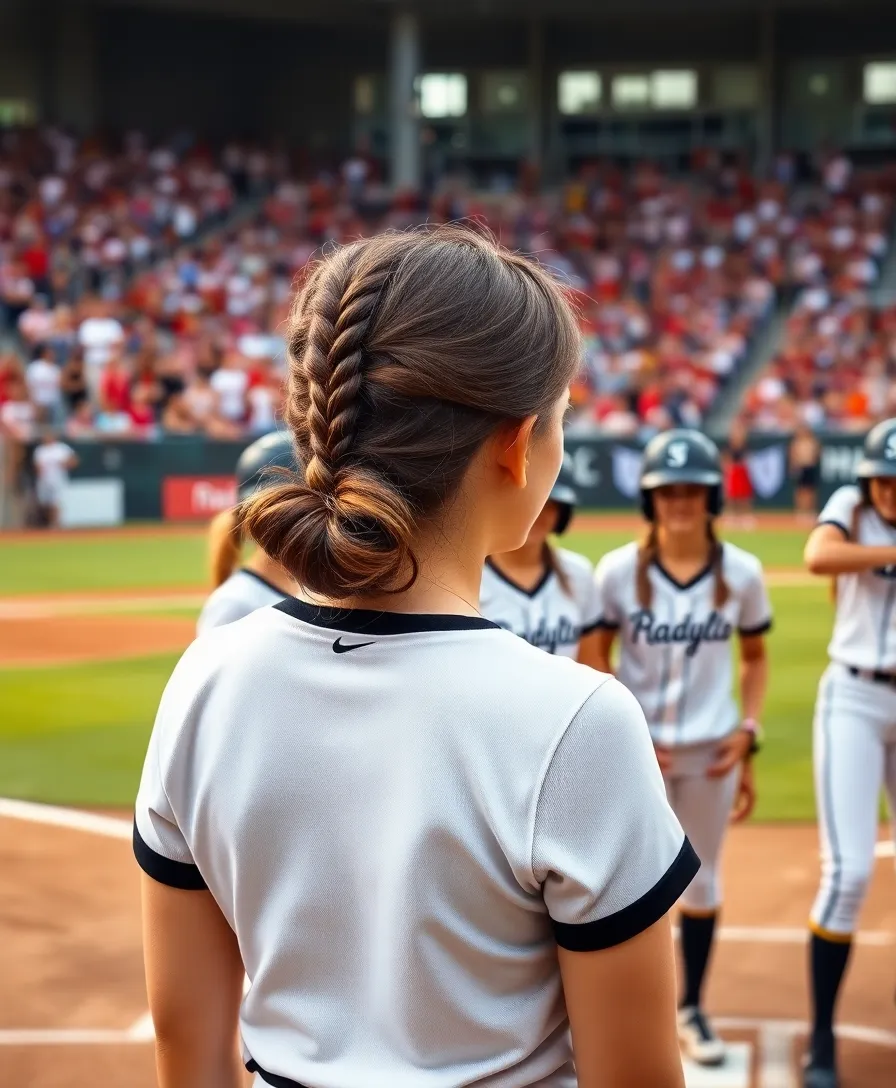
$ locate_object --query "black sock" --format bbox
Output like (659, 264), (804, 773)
(679, 911), (718, 1009)
(809, 932), (852, 1061)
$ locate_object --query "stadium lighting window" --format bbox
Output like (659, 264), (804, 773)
(612, 74), (651, 109)
(864, 62), (896, 104)
(419, 74), (467, 118)
(651, 70), (698, 109)
(558, 72), (602, 115)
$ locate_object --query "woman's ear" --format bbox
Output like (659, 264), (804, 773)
(494, 416), (538, 489)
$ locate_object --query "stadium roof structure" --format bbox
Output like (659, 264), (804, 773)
(95, 0), (863, 23)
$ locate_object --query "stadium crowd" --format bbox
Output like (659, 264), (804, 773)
(0, 128), (894, 445)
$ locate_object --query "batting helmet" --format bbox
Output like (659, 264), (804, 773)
(549, 462), (578, 535)
(639, 429), (724, 521)
(856, 418), (896, 487)
(236, 430), (301, 503)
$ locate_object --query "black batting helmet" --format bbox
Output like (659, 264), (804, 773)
(639, 429), (724, 521)
(236, 430), (301, 503)
(549, 462), (578, 535)
(856, 419), (896, 492)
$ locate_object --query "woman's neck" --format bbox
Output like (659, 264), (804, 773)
(492, 536), (546, 572)
(655, 527), (710, 564)
(245, 550), (298, 596)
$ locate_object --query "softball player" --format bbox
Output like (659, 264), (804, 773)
(801, 417), (896, 1088)
(196, 431), (298, 633)
(134, 228), (698, 1088)
(481, 464), (603, 664)
(592, 429), (771, 1068)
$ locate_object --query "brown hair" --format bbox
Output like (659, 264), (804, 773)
(544, 543), (573, 597)
(240, 227), (580, 599)
(635, 521), (730, 610)
(208, 508), (244, 588)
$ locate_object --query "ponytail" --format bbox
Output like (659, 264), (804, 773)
(707, 520), (730, 608)
(208, 508), (244, 588)
(636, 524), (659, 609)
(543, 542), (572, 598)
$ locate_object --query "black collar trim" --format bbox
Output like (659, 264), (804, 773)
(485, 557), (553, 599)
(240, 568), (287, 596)
(652, 554), (716, 592)
(275, 597), (499, 636)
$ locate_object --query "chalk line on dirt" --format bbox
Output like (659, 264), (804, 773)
(1, 799), (893, 948)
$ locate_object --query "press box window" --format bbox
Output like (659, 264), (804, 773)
(651, 70), (698, 109)
(612, 74), (650, 109)
(418, 74), (467, 118)
(559, 72), (602, 115)
(864, 62), (896, 105)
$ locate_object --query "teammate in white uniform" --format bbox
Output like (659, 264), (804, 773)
(481, 464), (602, 663)
(801, 417), (896, 1088)
(592, 429), (771, 1068)
(135, 228), (698, 1088)
(196, 431), (297, 634)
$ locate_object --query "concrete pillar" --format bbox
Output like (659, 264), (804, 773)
(389, 9), (421, 191)
(756, 1), (776, 178)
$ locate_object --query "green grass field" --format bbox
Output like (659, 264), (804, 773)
(0, 524), (831, 818)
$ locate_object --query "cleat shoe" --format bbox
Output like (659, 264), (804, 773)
(802, 1051), (839, 1088)
(677, 1006), (726, 1066)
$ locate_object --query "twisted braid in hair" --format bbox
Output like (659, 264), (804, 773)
(243, 246), (415, 596)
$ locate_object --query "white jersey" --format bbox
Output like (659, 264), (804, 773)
(479, 548), (601, 658)
(819, 485), (896, 671)
(195, 569), (286, 634)
(135, 600), (698, 1088)
(594, 541), (772, 746)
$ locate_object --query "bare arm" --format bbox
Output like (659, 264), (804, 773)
(804, 523), (896, 576)
(560, 915), (684, 1088)
(580, 626), (616, 673)
(142, 876), (245, 1088)
(738, 632), (768, 724)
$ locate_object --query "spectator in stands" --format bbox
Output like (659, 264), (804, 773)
(18, 294), (54, 349)
(790, 423), (822, 522)
(0, 374), (37, 443)
(25, 345), (62, 424)
(210, 352), (249, 428)
(78, 298), (125, 396)
(60, 351), (90, 417)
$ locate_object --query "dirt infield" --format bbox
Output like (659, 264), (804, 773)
(0, 614), (198, 666)
(1, 806), (894, 1088)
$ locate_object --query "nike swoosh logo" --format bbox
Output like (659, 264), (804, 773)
(332, 637), (376, 654)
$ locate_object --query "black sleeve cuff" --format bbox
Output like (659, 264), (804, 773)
(551, 837), (700, 952)
(592, 618), (620, 631)
(739, 618), (772, 636)
(817, 519), (849, 539)
(580, 619), (603, 635)
(133, 823), (207, 890)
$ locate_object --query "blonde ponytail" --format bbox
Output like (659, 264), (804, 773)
(208, 508), (244, 587)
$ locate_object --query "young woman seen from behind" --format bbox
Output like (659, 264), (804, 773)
(135, 228), (698, 1088)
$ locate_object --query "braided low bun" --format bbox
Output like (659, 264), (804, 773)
(242, 469), (416, 598)
(242, 225), (580, 601)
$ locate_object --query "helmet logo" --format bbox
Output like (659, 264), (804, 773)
(666, 440), (690, 468)
(886, 434), (896, 460)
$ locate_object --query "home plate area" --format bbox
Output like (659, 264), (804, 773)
(684, 1043), (753, 1087)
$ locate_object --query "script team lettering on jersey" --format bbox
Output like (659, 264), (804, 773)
(628, 608), (733, 657)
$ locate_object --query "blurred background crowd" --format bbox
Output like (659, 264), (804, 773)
(0, 127), (894, 446)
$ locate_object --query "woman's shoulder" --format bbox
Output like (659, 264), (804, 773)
(719, 540), (765, 584)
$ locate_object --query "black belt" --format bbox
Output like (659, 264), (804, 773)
(847, 666), (896, 689)
(246, 1060), (308, 1088)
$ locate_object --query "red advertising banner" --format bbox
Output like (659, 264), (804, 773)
(162, 475), (237, 521)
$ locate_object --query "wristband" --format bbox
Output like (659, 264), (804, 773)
(741, 717), (763, 755)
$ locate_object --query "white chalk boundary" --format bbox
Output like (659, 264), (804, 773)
(2, 796), (895, 1088)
